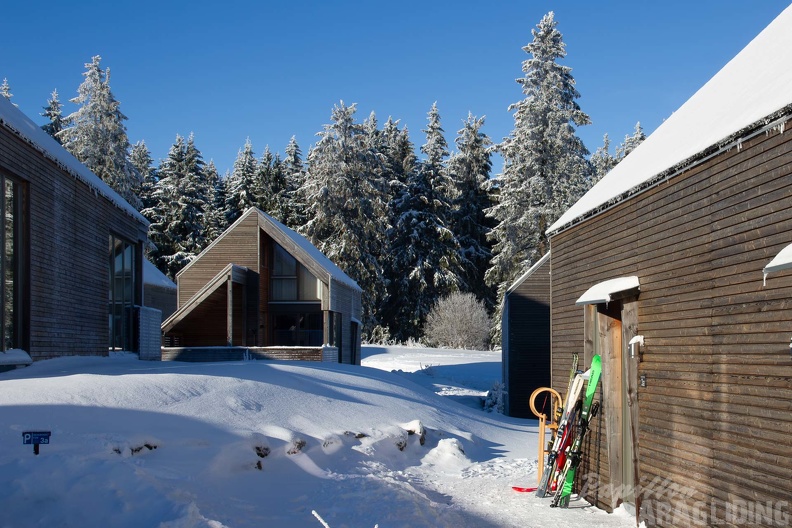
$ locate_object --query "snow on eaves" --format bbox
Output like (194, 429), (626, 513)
(143, 258), (176, 289)
(548, 5), (792, 235)
(0, 97), (148, 226)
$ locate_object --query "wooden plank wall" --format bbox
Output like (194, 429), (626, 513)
(0, 126), (145, 360)
(550, 121), (792, 527)
(177, 210), (259, 307)
(505, 257), (551, 418)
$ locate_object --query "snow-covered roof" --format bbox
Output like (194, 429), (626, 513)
(548, 5), (792, 235)
(0, 97), (148, 226)
(763, 242), (792, 283)
(143, 258), (176, 289)
(257, 209), (362, 292)
(576, 276), (640, 305)
(505, 251), (551, 294)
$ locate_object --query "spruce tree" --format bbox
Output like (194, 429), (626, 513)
(447, 113), (494, 307)
(301, 101), (389, 335)
(204, 161), (228, 244)
(616, 122), (646, 160)
(590, 133), (616, 184)
(225, 139), (258, 224)
(282, 136), (306, 229)
(486, 12), (591, 336)
(41, 89), (65, 143)
(59, 56), (142, 209)
(130, 141), (156, 211)
(255, 146), (289, 221)
(385, 103), (466, 341)
(1, 79), (14, 104)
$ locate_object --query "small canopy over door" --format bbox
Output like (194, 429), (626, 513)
(576, 276), (640, 305)
(763, 242), (792, 284)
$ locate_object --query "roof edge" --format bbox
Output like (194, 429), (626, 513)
(548, 107), (792, 237)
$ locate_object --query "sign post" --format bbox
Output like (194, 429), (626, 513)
(22, 431), (51, 455)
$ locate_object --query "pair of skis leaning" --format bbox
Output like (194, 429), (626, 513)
(531, 354), (602, 507)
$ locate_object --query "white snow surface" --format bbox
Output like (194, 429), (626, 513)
(548, 5), (792, 234)
(0, 96), (148, 226)
(0, 347), (638, 528)
(144, 258), (177, 289)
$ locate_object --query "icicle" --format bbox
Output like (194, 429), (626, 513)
(737, 141), (743, 152)
(776, 122), (786, 135)
(763, 272), (768, 287)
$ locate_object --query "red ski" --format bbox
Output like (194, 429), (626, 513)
(512, 486), (539, 493)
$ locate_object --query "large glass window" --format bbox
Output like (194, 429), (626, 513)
(272, 311), (323, 346)
(108, 235), (136, 351)
(271, 243), (319, 302)
(1, 175), (24, 351)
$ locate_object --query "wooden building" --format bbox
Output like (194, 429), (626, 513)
(546, 7), (792, 527)
(143, 258), (177, 322)
(0, 97), (149, 365)
(501, 251), (551, 418)
(162, 207), (363, 364)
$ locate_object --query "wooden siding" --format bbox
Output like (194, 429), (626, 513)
(328, 278), (363, 364)
(170, 208), (362, 364)
(550, 120), (792, 526)
(177, 211), (259, 307)
(144, 285), (177, 322)
(0, 126), (146, 360)
(504, 256), (551, 418)
(161, 346), (323, 362)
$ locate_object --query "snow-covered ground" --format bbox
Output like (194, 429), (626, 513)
(0, 346), (636, 528)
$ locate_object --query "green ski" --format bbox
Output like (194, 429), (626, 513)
(550, 354), (602, 508)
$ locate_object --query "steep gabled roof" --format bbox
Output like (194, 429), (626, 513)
(548, 5), (792, 235)
(178, 208), (361, 292)
(0, 97), (148, 225)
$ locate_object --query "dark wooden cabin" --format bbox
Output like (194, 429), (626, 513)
(162, 207), (363, 364)
(0, 97), (149, 366)
(501, 251), (551, 418)
(546, 7), (792, 527)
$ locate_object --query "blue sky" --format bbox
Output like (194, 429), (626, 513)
(2, 1), (789, 176)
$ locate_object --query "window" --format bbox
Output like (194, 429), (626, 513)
(108, 234), (137, 351)
(272, 312), (323, 346)
(271, 243), (319, 301)
(1, 175), (25, 351)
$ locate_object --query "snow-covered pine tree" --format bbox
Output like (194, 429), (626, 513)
(486, 12), (591, 339)
(203, 161), (228, 244)
(447, 113), (494, 307)
(143, 134), (208, 277)
(225, 139), (259, 225)
(281, 136), (306, 229)
(1, 79), (15, 105)
(130, 141), (156, 211)
(380, 117), (416, 242)
(616, 121), (646, 161)
(41, 89), (65, 143)
(59, 56), (142, 210)
(254, 146), (289, 221)
(590, 133), (616, 184)
(385, 103), (467, 341)
(300, 101), (389, 335)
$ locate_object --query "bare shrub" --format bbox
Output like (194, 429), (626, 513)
(423, 292), (492, 350)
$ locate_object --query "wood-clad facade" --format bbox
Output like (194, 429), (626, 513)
(0, 98), (148, 363)
(502, 252), (551, 418)
(551, 115), (792, 526)
(162, 208), (362, 364)
(549, 92), (792, 528)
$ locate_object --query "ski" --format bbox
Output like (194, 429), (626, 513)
(550, 354), (602, 508)
(535, 364), (584, 498)
(511, 486), (539, 493)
